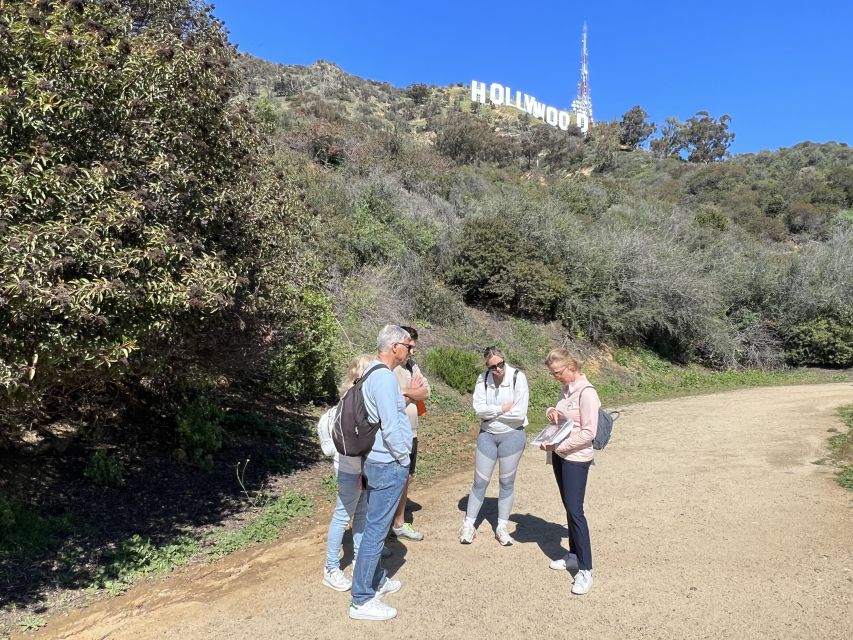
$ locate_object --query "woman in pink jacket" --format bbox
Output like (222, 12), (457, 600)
(541, 348), (600, 595)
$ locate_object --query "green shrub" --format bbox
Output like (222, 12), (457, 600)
(787, 314), (853, 367)
(527, 375), (562, 418)
(270, 289), (338, 401)
(83, 450), (124, 488)
(177, 397), (225, 467)
(90, 534), (200, 593)
(213, 491), (313, 555)
(0, 493), (15, 534)
(422, 347), (481, 393)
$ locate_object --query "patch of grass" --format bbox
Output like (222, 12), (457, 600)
(16, 614), (45, 632)
(828, 405), (853, 491)
(89, 534), (201, 594)
(321, 472), (338, 503)
(212, 491), (313, 556)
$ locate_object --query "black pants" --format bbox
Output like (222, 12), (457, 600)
(552, 455), (593, 571)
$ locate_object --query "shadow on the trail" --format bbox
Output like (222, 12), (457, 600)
(455, 497), (568, 562)
(338, 528), (410, 578)
(510, 512), (569, 562)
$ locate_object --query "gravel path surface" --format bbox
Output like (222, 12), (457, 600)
(26, 384), (853, 640)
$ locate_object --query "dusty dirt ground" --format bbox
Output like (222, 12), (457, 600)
(22, 383), (853, 640)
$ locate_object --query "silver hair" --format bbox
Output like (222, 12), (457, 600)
(376, 324), (410, 353)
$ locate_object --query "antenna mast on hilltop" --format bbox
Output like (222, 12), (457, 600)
(571, 22), (593, 125)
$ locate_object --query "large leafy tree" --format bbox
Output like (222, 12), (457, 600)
(681, 111), (735, 163)
(619, 105), (656, 149)
(0, 0), (321, 401)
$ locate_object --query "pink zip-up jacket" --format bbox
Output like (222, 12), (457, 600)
(550, 374), (600, 462)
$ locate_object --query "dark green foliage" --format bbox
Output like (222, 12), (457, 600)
(787, 313), (853, 367)
(0, 0), (245, 391)
(448, 215), (565, 318)
(422, 347), (482, 393)
(406, 83), (431, 105)
(434, 112), (512, 165)
(681, 112), (735, 163)
(83, 450), (125, 488)
(176, 396), (225, 466)
(270, 289), (338, 401)
(619, 106), (656, 149)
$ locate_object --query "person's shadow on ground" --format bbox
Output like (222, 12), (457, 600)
(338, 528), (409, 578)
(455, 497), (571, 569)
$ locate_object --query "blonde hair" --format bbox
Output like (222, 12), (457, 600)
(545, 348), (581, 372)
(338, 353), (375, 397)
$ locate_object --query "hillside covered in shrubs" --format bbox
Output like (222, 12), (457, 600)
(1, 0), (852, 444)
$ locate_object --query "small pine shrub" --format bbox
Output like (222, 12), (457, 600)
(177, 397), (225, 467)
(422, 347), (481, 393)
(83, 450), (124, 488)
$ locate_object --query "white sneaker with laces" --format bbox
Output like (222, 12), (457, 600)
(549, 553), (578, 571)
(376, 577), (401, 597)
(392, 522), (424, 541)
(322, 567), (351, 592)
(459, 521), (476, 544)
(571, 569), (593, 595)
(349, 596), (397, 621)
(494, 523), (513, 546)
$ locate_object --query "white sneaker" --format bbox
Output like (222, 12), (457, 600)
(549, 553), (578, 571)
(571, 569), (593, 595)
(392, 522), (424, 541)
(376, 577), (401, 597)
(459, 521), (476, 544)
(322, 567), (351, 592)
(494, 523), (513, 546)
(349, 596), (397, 621)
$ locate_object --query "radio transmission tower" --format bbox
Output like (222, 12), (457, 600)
(571, 22), (593, 125)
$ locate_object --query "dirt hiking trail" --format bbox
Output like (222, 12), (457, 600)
(26, 384), (853, 640)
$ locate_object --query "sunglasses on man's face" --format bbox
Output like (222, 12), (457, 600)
(487, 360), (506, 371)
(395, 342), (415, 353)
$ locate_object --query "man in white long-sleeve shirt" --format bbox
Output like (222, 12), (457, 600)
(348, 325), (414, 622)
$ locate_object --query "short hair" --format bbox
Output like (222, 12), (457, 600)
(376, 324), (410, 353)
(545, 348), (581, 371)
(400, 325), (418, 341)
(339, 354), (375, 397)
(482, 345), (505, 362)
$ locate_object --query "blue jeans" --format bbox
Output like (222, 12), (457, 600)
(351, 460), (409, 604)
(323, 469), (368, 570)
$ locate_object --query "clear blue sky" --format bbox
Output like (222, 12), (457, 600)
(211, 0), (853, 155)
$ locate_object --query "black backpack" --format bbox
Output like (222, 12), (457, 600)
(482, 367), (520, 391)
(331, 364), (388, 457)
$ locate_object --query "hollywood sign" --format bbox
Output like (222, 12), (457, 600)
(470, 80), (589, 134)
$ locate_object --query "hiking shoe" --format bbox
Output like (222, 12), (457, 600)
(322, 567), (351, 592)
(549, 553), (578, 571)
(459, 521), (476, 544)
(494, 523), (513, 546)
(349, 596), (397, 621)
(571, 569), (593, 595)
(376, 577), (402, 598)
(381, 544), (393, 559)
(392, 522), (424, 541)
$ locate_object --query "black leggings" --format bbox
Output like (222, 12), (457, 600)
(552, 455), (593, 571)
